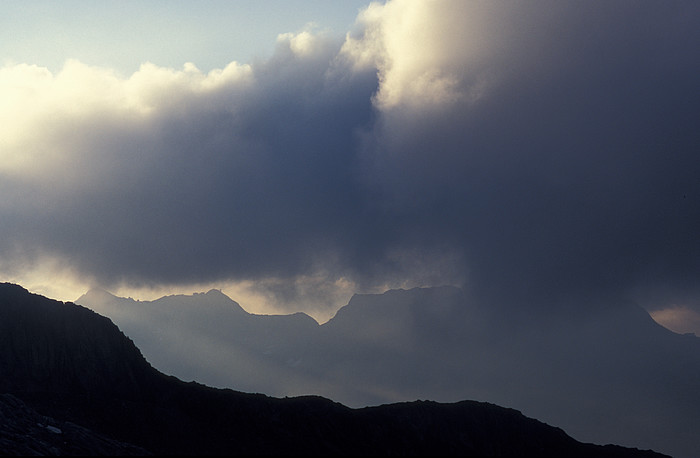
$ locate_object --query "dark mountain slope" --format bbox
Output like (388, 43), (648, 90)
(0, 393), (150, 456)
(0, 282), (161, 398)
(0, 283), (664, 456)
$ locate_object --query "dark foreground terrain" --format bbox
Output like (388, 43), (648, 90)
(0, 283), (665, 456)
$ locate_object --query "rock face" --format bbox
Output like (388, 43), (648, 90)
(0, 283), (665, 456)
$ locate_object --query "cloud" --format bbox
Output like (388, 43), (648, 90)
(1, 0), (699, 316)
(0, 27), (382, 305)
(341, 0), (507, 110)
(351, 0), (700, 311)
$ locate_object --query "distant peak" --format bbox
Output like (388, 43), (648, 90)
(75, 287), (118, 303)
(186, 289), (247, 314)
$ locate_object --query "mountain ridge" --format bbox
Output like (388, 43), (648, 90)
(74, 283), (700, 457)
(0, 282), (665, 456)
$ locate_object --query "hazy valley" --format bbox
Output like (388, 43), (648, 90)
(76, 285), (700, 457)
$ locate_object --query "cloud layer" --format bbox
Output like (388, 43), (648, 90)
(1, 0), (699, 316)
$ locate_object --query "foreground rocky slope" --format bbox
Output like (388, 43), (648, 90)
(1, 283), (664, 456)
(0, 393), (150, 455)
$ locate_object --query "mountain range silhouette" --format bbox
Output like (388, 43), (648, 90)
(75, 285), (700, 457)
(0, 282), (674, 456)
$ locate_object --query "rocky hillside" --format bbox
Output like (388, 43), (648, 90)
(0, 393), (149, 455)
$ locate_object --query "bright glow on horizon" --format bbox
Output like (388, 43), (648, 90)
(650, 305), (700, 336)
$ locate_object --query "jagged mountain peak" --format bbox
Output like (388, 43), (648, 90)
(151, 289), (247, 313)
(76, 287), (122, 304)
(325, 284), (471, 332)
(203, 288), (227, 297)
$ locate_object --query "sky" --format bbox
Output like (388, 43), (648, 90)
(1, 0), (699, 328)
(1, 1), (369, 74)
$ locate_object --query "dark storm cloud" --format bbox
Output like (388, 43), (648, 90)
(355, 0), (700, 310)
(21, 46), (380, 285)
(1, 0), (698, 312)
(0, 34), (399, 295)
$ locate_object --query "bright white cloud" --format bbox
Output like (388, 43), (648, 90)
(0, 23), (372, 311)
(342, 0), (507, 110)
(0, 58), (253, 182)
(277, 26), (331, 59)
